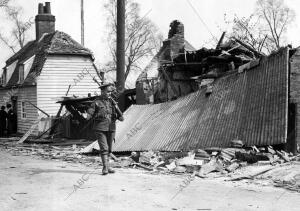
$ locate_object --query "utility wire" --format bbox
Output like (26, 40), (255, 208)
(187, 0), (218, 42)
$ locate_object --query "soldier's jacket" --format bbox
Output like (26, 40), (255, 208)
(90, 96), (117, 131)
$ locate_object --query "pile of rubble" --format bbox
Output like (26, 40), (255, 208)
(120, 140), (299, 173)
(0, 139), (102, 167)
(1, 138), (299, 192)
(111, 140), (300, 192)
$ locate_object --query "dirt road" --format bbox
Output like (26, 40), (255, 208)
(1, 150), (300, 211)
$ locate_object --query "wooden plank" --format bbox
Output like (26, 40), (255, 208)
(49, 85), (71, 137)
(17, 119), (40, 144)
(109, 153), (120, 161)
(25, 101), (50, 117)
(216, 32), (226, 49)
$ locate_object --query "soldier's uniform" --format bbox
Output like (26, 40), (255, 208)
(90, 85), (123, 175)
(91, 95), (118, 156)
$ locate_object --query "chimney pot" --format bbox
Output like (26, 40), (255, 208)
(38, 3), (44, 14)
(45, 2), (51, 14)
(35, 2), (55, 40)
(168, 20), (184, 39)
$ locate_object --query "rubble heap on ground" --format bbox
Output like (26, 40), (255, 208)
(1, 138), (299, 192)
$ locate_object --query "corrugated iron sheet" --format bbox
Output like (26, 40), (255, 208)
(114, 48), (289, 152)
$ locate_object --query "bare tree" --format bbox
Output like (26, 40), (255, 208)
(229, 0), (295, 54)
(103, 0), (163, 81)
(0, 4), (34, 53)
(231, 15), (267, 53)
(256, 0), (295, 50)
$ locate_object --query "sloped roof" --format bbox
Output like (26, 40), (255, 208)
(3, 31), (93, 87)
(114, 48), (289, 152)
(47, 31), (93, 56)
(137, 39), (196, 82)
(184, 40), (196, 51)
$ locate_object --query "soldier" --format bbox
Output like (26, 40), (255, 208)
(0, 106), (8, 137)
(88, 83), (124, 175)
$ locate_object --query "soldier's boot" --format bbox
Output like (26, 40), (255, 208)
(101, 154), (108, 175)
(107, 155), (115, 174)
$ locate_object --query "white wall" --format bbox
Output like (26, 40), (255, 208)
(36, 55), (100, 116)
(0, 86), (39, 135)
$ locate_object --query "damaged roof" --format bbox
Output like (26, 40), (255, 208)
(137, 40), (196, 82)
(3, 31), (93, 87)
(114, 48), (289, 152)
(173, 39), (258, 66)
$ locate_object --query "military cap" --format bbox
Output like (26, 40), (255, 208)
(99, 82), (114, 89)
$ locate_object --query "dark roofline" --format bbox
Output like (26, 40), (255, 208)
(4, 30), (94, 67)
(47, 52), (95, 60)
(0, 84), (36, 90)
(2, 30), (95, 87)
(6, 41), (36, 66)
(136, 38), (195, 82)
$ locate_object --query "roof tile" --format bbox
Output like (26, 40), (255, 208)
(3, 31), (93, 88)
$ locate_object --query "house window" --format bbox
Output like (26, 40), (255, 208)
(19, 64), (24, 83)
(0, 75), (4, 86)
(21, 101), (27, 119)
(0, 69), (7, 86)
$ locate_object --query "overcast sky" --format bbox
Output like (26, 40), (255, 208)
(0, 0), (300, 70)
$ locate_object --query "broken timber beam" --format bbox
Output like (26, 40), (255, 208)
(216, 32), (226, 49)
(25, 101), (50, 117)
(49, 85), (71, 137)
(233, 38), (264, 58)
(228, 163), (291, 181)
(17, 120), (40, 144)
(132, 163), (153, 171)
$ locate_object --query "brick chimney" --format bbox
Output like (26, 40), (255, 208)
(168, 20), (184, 39)
(35, 2), (55, 40)
(160, 20), (185, 64)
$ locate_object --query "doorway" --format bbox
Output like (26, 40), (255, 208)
(10, 96), (18, 133)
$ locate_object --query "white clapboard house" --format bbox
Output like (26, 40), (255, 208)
(0, 2), (99, 135)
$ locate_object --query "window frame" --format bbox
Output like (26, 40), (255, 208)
(18, 64), (25, 83)
(0, 68), (7, 86)
(21, 101), (27, 119)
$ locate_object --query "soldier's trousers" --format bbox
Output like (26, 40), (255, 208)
(94, 131), (115, 155)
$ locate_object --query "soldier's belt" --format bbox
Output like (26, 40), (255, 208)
(95, 114), (112, 120)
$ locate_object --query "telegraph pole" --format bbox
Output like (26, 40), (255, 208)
(81, 0), (84, 46)
(116, 0), (125, 93)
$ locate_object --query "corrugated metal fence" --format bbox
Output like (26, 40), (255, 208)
(114, 48), (289, 152)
